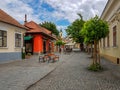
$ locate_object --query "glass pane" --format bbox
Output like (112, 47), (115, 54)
(3, 37), (7, 47)
(19, 39), (21, 47)
(15, 40), (18, 47)
(15, 33), (21, 47)
(18, 34), (20, 38)
(3, 31), (7, 36)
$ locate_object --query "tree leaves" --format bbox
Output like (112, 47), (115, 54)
(39, 21), (59, 36)
(55, 40), (65, 46)
(81, 15), (109, 43)
(66, 14), (85, 43)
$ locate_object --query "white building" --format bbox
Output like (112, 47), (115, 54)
(0, 9), (26, 63)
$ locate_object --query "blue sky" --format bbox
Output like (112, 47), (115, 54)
(0, 0), (108, 36)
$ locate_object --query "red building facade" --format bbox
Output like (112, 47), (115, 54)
(24, 21), (56, 54)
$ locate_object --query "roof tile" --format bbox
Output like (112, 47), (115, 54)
(24, 21), (56, 39)
(0, 9), (26, 29)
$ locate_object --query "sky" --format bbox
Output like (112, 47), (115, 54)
(0, 0), (108, 36)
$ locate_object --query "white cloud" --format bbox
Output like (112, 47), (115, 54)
(0, 0), (108, 23)
(0, 0), (41, 24)
(43, 0), (108, 37)
(0, 0), (108, 36)
(44, 0), (108, 22)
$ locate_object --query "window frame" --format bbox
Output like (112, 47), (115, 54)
(15, 32), (22, 48)
(0, 30), (7, 47)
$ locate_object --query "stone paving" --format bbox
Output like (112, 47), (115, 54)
(0, 53), (65, 90)
(27, 52), (120, 90)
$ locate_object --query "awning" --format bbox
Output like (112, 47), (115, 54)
(24, 36), (33, 40)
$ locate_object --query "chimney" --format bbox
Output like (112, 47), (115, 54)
(24, 14), (27, 24)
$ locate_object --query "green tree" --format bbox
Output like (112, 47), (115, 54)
(81, 26), (94, 56)
(39, 21), (59, 36)
(66, 14), (85, 51)
(55, 40), (65, 46)
(55, 40), (65, 53)
(81, 15), (109, 71)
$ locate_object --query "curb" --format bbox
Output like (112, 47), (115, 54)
(25, 61), (62, 90)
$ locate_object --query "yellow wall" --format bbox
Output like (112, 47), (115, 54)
(100, 0), (120, 64)
(0, 22), (26, 53)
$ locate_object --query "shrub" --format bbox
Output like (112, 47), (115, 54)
(88, 63), (103, 71)
(27, 53), (31, 56)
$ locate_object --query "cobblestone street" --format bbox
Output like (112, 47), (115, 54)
(0, 54), (61, 90)
(27, 52), (120, 90)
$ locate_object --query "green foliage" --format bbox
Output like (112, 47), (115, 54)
(27, 53), (31, 56)
(39, 21), (59, 36)
(55, 40), (65, 46)
(66, 14), (85, 43)
(81, 15), (109, 65)
(81, 15), (109, 42)
(88, 63), (103, 71)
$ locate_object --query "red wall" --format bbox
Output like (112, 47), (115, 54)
(46, 39), (50, 52)
(33, 35), (43, 53)
(51, 42), (54, 52)
(33, 34), (55, 54)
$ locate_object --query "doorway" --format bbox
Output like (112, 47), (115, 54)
(25, 40), (33, 55)
(43, 40), (46, 54)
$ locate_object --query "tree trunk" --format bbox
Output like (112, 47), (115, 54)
(80, 43), (84, 51)
(59, 45), (61, 53)
(87, 44), (89, 54)
(91, 44), (93, 58)
(87, 45), (90, 54)
(94, 40), (97, 64)
(86, 44), (88, 53)
(79, 43), (81, 51)
(98, 41), (100, 64)
(93, 43), (95, 64)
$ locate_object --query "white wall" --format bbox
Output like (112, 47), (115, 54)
(0, 22), (26, 53)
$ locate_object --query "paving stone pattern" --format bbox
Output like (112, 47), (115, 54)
(0, 54), (62, 90)
(28, 52), (120, 90)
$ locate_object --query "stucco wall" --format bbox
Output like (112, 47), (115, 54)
(0, 22), (26, 62)
(0, 52), (21, 63)
(33, 34), (43, 54)
(100, 0), (120, 64)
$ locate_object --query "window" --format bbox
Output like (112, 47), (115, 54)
(107, 35), (110, 47)
(0, 30), (7, 47)
(103, 38), (105, 47)
(15, 33), (21, 47)
(113, 26), (117, 47)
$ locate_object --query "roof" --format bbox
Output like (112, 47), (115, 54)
(0, 9), (26, 29)
(24, 21), (56, 40)
(100, 0), (117, 20)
